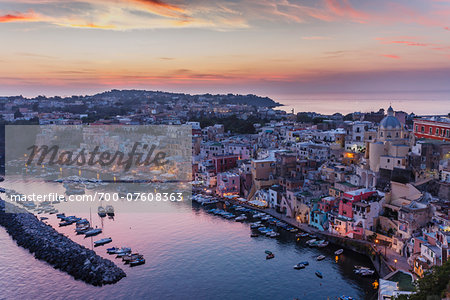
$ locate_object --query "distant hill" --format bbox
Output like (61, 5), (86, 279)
(91, 90), (282, 107)
(2, 90), (281, 108)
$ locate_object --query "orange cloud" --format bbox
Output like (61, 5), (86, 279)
(381, 54), (400, 59)
(0, 12), (37, 23)
(133, 0), (184, 13)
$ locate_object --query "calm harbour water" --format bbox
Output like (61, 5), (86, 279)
(0, 177), (378, 300)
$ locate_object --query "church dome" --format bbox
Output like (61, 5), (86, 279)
(380, 106), (401, 129)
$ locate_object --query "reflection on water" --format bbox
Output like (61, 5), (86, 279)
(1, 177), (378, 300)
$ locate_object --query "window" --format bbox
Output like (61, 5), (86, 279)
(380, 132), (383, 137)
(396, 132), (399, 137)
(421, 126), (425, 133)
(387, 159), (390, 163)
(415, 125), (418, 132)
(398, 160), (401, 164)
(436, 128), (439, 135)
(429, 127), (432, 134)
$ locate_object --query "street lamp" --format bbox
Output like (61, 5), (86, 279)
(394, 259), (397, 269)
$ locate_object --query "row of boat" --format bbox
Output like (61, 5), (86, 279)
(98, 205), (115, 217)
(57, 214), (104, 238)
(106, 247), (146, 267)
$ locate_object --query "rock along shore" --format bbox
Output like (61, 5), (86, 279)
(0, 199), (126, 286)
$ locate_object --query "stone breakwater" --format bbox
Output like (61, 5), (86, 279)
(0, 199), (126, 286)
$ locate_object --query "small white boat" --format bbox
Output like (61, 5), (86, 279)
(335, 249), (344, 255)
(293, 263), (306, 269)
(98, 206), (106, 217)
(316, 255), (326, 261)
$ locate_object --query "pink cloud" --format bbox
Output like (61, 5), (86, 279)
(381, 54), (400, 59)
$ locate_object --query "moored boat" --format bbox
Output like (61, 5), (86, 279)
(335, 249), (344, 255)
(107, 247), (119, 254)
(105, 205), (115, 216)
(84, 228), (102, 237)
(123, 253), (143, 264)
(315, 271), (323, 278)
(94, 237), (112, 247)
(293, 263), (306, 269)
(98, 206), (106, 217)
(129, 258), (146, 267)
(316, 255), (326, 261)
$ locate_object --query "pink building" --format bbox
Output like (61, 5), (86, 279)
(216, 172), (240, 197)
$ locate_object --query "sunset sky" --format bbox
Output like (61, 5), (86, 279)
(1, 0), (450, 98)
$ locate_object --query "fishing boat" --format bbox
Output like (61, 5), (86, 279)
(339, 296), (353, 300)
(84, 228), (102, 237)
(123, 253), (143, 264)
(317, 241), (329, 248)
(354, 268), (375, 276)
(107, 247), (119, 254)
(105, 205), (115, 216)
(98, 206), (106, 217)
(315, 271), (323, 278)
(76, 226), (92, 235)
(94, 237), (112, 247)
(299, 261), (309, 266)
(265, 250), (275, 259)
(59, 220), (75, 227)
(129, 258), (146, 267)
(335, 249), (344, 255)
(316, 255), (326, 261)
(293, 263), (306, 269)
(115, 247), (132, 257)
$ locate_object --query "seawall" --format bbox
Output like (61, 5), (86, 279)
(0, 198), (126, 286)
